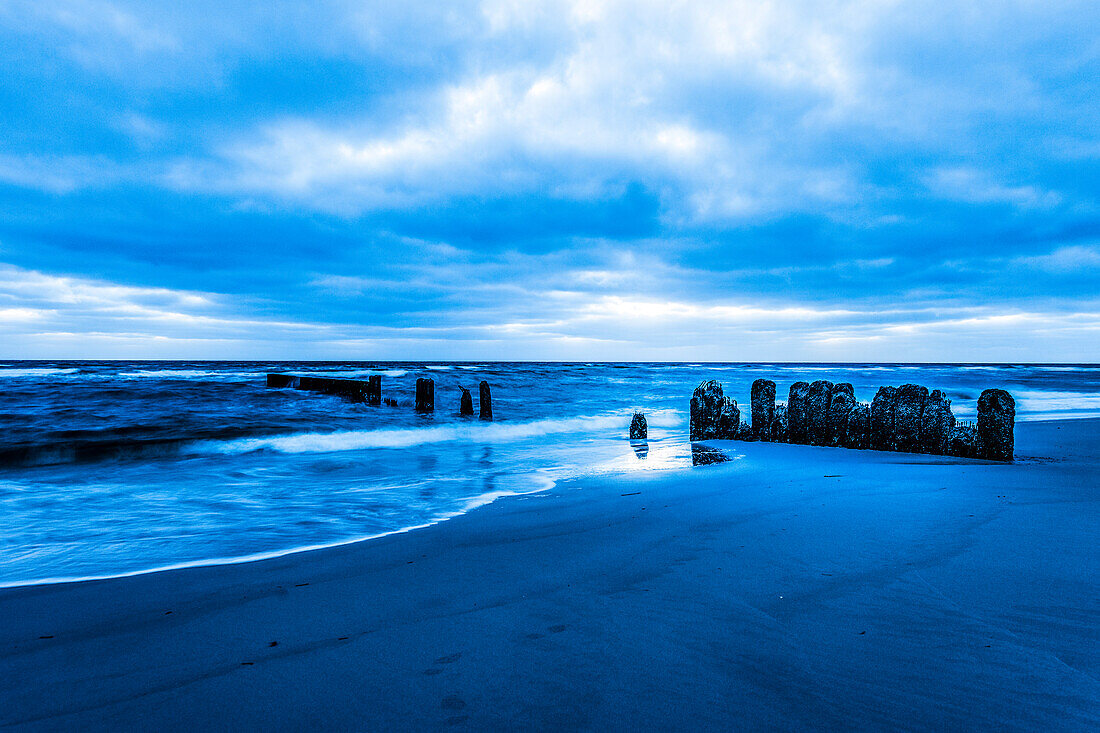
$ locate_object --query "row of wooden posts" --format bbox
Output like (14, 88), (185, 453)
(266, 374), (492, 419)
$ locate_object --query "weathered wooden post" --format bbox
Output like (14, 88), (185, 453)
(630, 412), (647, 439)
(459, 387), (474, 416)
(479, 381), (492, 420)
(690, 380), (739, 440)
(787, 382), (811, 444)
(415, 378), (435, 412)
(977, 389), (1015, 461)
(750, 379), (775, 440)
(367, 375), (381, 405)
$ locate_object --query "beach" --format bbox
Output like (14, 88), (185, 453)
(1, 417), (1097, 731)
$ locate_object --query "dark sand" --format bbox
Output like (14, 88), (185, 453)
(1, 419), (1097, 731)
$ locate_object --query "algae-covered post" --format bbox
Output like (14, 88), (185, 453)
(479, 381), (493, 420)
(630, 412), (647, 439)
(750, 379), (775, 440)
(415, 378), (435, 412)
(787, 382), (811, 444)
(694, 378), (1014, 461)
(804, 380), (834, 446)
(978, 389), (1015, 461)
(826, 383), (857, 448)
(869, 386), (899, 451)
(920, 390), (955, 455)
(690, 380), (739, 440)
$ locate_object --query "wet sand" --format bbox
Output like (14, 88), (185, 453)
(1, 419), (1097, 731)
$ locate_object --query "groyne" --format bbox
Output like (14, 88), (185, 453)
(266, 373), (494, 419)
(690, 378), (1015, 461)
(266, 374), (381, 404)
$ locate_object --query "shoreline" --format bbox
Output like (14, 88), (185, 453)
(2, 417), (1097, 729)
(0, 481), (555, 591)
(0, 415), (1088, 591)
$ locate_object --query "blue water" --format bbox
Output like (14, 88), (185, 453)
(1, 361), (1098, 586)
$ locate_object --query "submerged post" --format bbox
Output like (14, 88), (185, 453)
(459, 387), (474, 416)
(415, 378), (435, 412)
(479, 381), (493, 420)
(367, 375), (381, 405)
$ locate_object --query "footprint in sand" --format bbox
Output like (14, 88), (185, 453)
(441, 695), (466, 710)
(423, 668), (443, 676)
(434, 652), (462, 664)
(548, 624), (568, 633)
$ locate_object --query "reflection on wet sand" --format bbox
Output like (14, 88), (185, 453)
(691, 444), (729, 466)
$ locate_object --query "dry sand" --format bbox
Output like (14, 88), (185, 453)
(1, 419), (1097, 731)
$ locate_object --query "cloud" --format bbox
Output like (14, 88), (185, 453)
(0, 0), (1098, 360)
(0, 264), (330, 353)
(164, 0), (895, 220)
(0, 154), (132, 194)
(923, 166), (1063, 209)
(1012, 244), (1100, 273)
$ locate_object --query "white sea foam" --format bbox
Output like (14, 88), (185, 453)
(0, 367), (79, 378)
(119, 369), (264, 379)
(201, 410), (684, 455)
(305, 369), (408, 378)
(1013, 390), (1100, 417)
(426, 365), (453, 371)
(0, 478), (556, 590)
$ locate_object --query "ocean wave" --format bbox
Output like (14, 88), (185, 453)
(0, 478), (556, 590)
(425, 365), (453, 371)
(1012, 390), (1100, 416)
(303, 369), (408, 378)
(200, 410), (684, 455)
(0, 367), (79, 378)
(118, 369), (264, 379)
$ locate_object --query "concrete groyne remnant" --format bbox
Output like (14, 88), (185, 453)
(267, 373), (381, 404)
(630, 412), (648, 439)
(459, 387), (474, 416)
(479, 381), (493, 420)
(693, 379), (1015, 461)
(415, 378), (435, 412)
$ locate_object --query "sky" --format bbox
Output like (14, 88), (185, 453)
(0, 0), (1098, 361)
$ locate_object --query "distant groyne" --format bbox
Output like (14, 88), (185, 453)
(266, 373), (494, 419)
(690, 379), (1015, 461)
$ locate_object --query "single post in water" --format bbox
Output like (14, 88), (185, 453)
(479, 381), (492, 420)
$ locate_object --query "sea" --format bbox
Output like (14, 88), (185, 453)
(1, 361), (1098, 587)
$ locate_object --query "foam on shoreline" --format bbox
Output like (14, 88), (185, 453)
(0, 475), (557, 590)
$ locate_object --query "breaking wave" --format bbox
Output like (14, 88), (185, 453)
(201, 410), (684, 455)
(0, 367), (79, 378)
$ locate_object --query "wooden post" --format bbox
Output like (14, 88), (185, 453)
(479, 381), (492, 420)
(415, 378), (435, 412)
